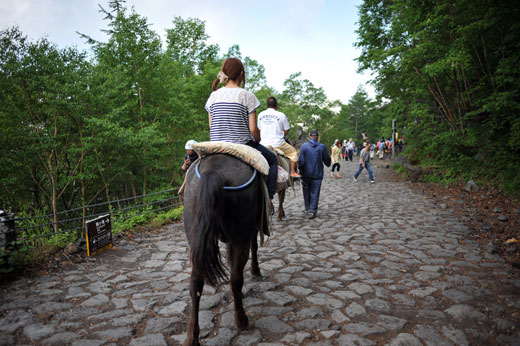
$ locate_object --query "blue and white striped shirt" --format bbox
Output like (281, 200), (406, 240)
(205, 87), (260, 144)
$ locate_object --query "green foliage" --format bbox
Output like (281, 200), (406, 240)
(112, 205), (184, 234)
(393, 163), (406, 177)
(0, 240), (31, 274)
(4, 1), (369, 221)
(356, 0), (520, 196)
(325, 86), (392, 148)
(166, 17), (219, 74)
(3, 0), (518, 250)
(151, 206), (184, 227)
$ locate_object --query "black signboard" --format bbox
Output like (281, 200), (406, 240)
(85, 214), (112, 256)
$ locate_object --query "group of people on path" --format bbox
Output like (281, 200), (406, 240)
(329, 138), (373, 183)
(341, 138), (356, 162)
(330, 138), (357, 179)
(182, 57), (375, 219)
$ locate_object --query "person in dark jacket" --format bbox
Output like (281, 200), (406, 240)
(298, 129), (331, 219)
(181, 140), (199, 171)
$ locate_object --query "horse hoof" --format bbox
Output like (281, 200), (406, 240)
(251, 272), (262, 281)
(236, 315), (249, 330)
(183, 338), (200, 346)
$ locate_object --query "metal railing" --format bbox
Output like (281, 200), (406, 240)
(1, 188), (181, 249)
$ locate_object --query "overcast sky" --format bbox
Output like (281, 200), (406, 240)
(1, 0), (375, 104)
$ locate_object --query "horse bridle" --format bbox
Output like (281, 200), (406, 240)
(194, 161), (258, 191)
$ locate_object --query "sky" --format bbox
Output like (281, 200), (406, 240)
(0, 0), (375, 104)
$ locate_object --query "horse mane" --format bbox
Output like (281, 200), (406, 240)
(190, 171), (228, 287)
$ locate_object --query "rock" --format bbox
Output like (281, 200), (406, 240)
(255, 316), (294, 333)
(465, 180), (479, 192)
(24, 322), (57, 341)
(394, 155), (407, 165)
(157, 301), (187, 315)
(404, 164), (423, 182)
(43, 332), (81, 345)
(0, 310), (38, 333)
(129, 334), (167, 346)
(481, 223), (491, 231)
(498, 215), (509, 222)
(388, 333), (422, 346)
(337, 334), (376, 346)
(493, 207), (503, 213)
(444, 304), (486, 321)
(343, 322), (386, 336)
(346, 302), (366, 317)
(236, 330), (263, 346)
(81, 294), (109, 307)
(487, 241), (498, 254)
(64, 242), (79, 255)
(77, 237), (87, 251)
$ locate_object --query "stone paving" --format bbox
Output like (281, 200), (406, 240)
(1, 160), (519, 346)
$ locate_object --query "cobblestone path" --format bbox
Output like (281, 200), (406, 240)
(1, 160), (519, 345)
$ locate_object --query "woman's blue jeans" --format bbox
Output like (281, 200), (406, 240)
(247, 141), (278, 199)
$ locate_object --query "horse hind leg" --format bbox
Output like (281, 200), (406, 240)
(229, 243), (250, 330)
(277, 188), (286, 221)
(184, 265), (204, 346)
(250, 230), (262, 279)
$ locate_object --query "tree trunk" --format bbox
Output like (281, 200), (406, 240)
(48, 154), (59, 233)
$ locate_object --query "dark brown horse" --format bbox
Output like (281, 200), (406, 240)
(182, 154), (264, 346)
(272, 154), (290, 221)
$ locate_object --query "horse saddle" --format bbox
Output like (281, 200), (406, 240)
(266, 146), (293, 189)
(192, 141), (269, 175)
(180, 141), (271, 241)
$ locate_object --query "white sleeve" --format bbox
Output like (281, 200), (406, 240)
(245, 91), (261, 114)
(204, 92), (214, 113)
(257, 113), (262, 130)
(282, 114), (290, 131)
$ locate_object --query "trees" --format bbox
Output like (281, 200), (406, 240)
(0, 27), (92, 227)
(6, 0), (517, 222)
(356, 0), (520, 192)
(1, 1), (286, 217)
(165, 17), (219, 75)
(327, 86), (391, 148)
(277, 72), (328, 137)
(0, 2), (224, 216)
(163, 17), (220, 185)
(345, 86), (372, 141)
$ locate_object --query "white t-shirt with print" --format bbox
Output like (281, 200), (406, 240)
(205, 87), (260, 144)
(257, 108), (290, 147)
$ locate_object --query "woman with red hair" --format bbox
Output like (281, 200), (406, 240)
(205, 57), (278, 200)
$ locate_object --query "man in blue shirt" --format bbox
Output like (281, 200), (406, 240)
(298, 129), (331, 219)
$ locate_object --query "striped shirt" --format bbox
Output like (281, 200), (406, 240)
(205, 87), (260, 144)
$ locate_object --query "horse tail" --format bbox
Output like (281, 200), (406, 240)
(190, 171), (228, 287)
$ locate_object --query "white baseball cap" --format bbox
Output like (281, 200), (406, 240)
(185, 140), (197, 150)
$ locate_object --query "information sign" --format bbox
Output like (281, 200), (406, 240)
(85, 214), (113, 256)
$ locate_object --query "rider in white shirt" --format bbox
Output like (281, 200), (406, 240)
(257, 97), (300, 177)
